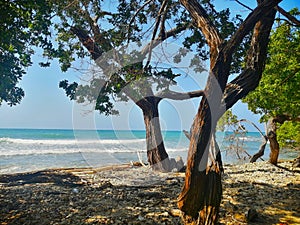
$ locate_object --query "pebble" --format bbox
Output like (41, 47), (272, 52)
(0, 161), (299, 224)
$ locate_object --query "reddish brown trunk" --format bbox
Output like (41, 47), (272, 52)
(142, 98), (170, 171)
(177, 1), (277, 224)
(267, 118), (280, 165)
(177, 96), (223, 225)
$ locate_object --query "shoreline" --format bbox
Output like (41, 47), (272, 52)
(1, 160), (299, 224)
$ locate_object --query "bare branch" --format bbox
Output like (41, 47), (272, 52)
(141, 22), (191, 57)
(275, 6), (300, 26)
(233, 0), (253, 11)
(155, 89), (204, 100)
(145, 0), (169, 69)
(275, 18), (296, 26)
(239, 119), (265, 137)
(127, 0), (153, 43)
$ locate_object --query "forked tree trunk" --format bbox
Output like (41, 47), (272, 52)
(267, 118), (280, 165)
(141, 97), (170, 171)
(177, 0), (278, 224)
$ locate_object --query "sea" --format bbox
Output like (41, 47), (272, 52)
(0, 128), (297, 174)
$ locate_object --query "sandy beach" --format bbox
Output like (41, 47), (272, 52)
(0, 160), (299, 225)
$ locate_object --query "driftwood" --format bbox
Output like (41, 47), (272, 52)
(237, 119), (267, 163)
(250, 135), (268, 162)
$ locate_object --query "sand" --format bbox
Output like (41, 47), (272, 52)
(0, 160), (299, 225)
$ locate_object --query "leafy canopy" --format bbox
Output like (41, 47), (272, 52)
(1, 0), (248, 113)
(49, 0), (246, 115)
(243, 9), (300, 147)
(0, 0), (52, 106)
(243, 12), (300, 120)
(277, 121), (300, 149)
(216, 109), (238, 132)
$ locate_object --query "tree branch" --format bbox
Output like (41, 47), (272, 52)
(127, 0), (153, 43)
(234, 0), (253, 11)
(223, 2), (278, 110)
(273, 114), (300, 123)
(141, 22), (191, 57)
(70, 26), (104, 60)
(179, 0), (222, 67)
(70, 26), (153, 111)
(275, 6), (300, 27)
(224, 0), (282, 57)
(144, 0), (169, 69)
(155, 89), (204, 100)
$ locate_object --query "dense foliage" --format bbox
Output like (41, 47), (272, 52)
(244, 19), (300, 118)
(216, 109), (238, 132)
(277, 121), (300, 149)
(243, 10), (300, 147)
(51, 0), (245, 115)
(0, 0), (52, 106)
(0, 0), (248, 113)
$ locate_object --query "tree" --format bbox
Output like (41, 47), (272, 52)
(177, 0), (280, 223)
(51, 0), (242, 171)
(243, 13), (300, 165)
(0, 0), (52, 106)
(2, 1), (296, 223)
(53, 0), (203, 171)
(0, 0), (243, 172)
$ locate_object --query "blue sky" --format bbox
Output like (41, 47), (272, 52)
(0, 0), (298, 132)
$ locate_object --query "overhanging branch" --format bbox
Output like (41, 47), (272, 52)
(275, 6), (300, 27)
(179, 0), (222, 67)
(155, 89), (204, 100)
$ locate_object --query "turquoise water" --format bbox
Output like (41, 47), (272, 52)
(0, 129), (296, 174)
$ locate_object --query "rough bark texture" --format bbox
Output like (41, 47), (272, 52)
(177, 0), (279, 224)
(141, 97), (170, 171)
(177, 95), (223, 225)
(267, 118), (280, 165)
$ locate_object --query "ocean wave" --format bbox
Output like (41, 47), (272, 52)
(0, 137), (146, 145)
(0, 138), (188, 156)
(0, 147), (188, 156)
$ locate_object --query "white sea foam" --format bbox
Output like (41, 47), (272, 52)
(0, 137), (189, 156)
(0, 137), (145, 145)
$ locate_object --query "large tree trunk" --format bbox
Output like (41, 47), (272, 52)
(177, 94), (223, 225)
(177, 0), (278, 224)
(141, 97), (170, 171)
(267, 118), (280, 165)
